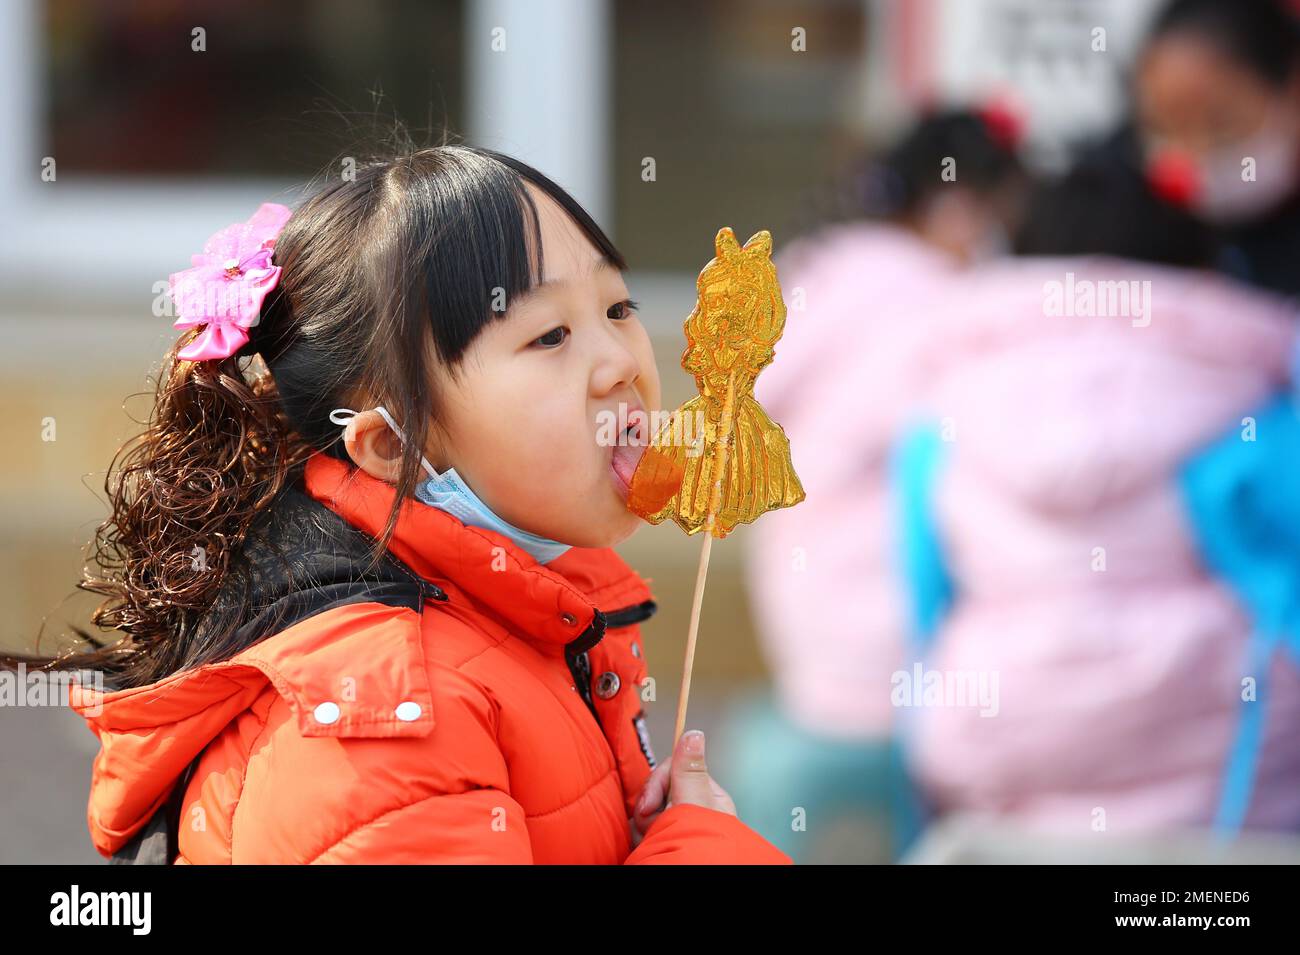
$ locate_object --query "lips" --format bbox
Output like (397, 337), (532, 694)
(609, 402), (649, 500)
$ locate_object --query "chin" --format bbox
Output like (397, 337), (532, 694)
(604, 511), (641, 547)
(568, 500), (641, 549)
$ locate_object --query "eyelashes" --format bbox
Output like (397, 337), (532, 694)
(610, 298), (639, 320)
(530, 298), (639, 349)
(532, 326), (567, 348)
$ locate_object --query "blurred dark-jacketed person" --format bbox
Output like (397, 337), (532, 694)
(1134, 0), (1300, 296)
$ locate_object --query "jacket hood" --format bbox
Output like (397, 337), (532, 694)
(918, 257), (1300, 513)
(69, 451), (652, 856)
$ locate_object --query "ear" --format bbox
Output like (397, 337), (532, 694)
(714, 226), (742, 259)
(742, 230), (772, 259)
(341, 410), (403, 483)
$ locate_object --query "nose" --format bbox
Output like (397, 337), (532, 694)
(589, 323), (642, 400)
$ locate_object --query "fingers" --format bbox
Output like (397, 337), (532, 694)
(666, 729), (713, 808)
(634, 758), (671, 822)
(708, 776), (737, 815)
(634, 730), (723, 837)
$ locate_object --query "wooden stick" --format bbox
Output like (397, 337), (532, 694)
(671, 371), (737, 750)
(673, 530), (713, 748)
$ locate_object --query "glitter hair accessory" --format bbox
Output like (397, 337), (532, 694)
(167, 202), (293, 361)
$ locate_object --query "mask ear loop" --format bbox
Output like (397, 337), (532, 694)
(329, 406), (440, 480)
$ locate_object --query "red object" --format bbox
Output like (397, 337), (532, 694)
(977, 96), (1025, 151)
(68, 451), (793, 864)
(1146, 149), (1200, 208)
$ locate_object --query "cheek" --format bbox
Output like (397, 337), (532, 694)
(1217, 86), (1277, 142)
(481, 393), (595, 508)
(632, 329), (663, 410)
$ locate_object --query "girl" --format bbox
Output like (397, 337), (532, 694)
(8, 144), (791, 864)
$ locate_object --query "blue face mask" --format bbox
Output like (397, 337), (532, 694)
(329, 405), (572, 565)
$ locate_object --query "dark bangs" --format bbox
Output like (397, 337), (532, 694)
(393, 145), (629, 370)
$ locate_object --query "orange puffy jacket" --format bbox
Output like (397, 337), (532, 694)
(69, 452), (791, 864)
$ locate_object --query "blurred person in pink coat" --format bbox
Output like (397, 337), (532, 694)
(904, 160), (1300, 839)
(725, 132), (1300, 862)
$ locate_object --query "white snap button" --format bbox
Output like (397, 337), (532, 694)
(631, 642), (641, 658)
(313, 701), (340, 724)
(395, 701), (422, 721)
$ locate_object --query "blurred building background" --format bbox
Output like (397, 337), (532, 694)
(0, 0), (1182, 863)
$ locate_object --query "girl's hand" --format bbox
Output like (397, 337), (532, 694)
(631, 730), (737, 841)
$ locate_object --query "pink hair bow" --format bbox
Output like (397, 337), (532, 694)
(168, 202), (293, 361)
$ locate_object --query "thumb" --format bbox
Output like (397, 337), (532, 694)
(667, 730), (712, 808)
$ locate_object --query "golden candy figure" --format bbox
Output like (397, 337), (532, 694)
(629, 226), (805, 539)
(627, 226), (806, 748)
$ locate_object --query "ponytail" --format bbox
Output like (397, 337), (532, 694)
(1, 343), (312, 689)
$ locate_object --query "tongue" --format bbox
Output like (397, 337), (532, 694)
(612, 442), (645, 487)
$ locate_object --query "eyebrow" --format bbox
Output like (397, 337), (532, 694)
(507, 255), (621, 311)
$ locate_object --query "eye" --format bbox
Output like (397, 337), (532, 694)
(531, 325), (569, 349)
(608, 298), (639, 321)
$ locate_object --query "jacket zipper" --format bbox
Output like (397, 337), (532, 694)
(565, 609), (607, 725)
(564, 599), (658, 726)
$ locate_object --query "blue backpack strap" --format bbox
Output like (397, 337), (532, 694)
(887, 420), (956, 844)
(890, 421), (956, 655)
(1178, 392), (1300, 833)
(1212, 633), (1275, 834)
